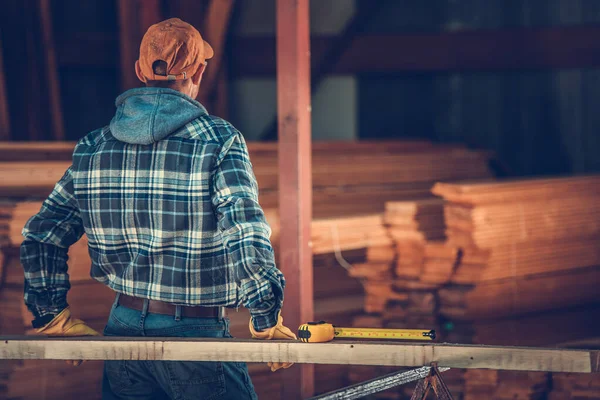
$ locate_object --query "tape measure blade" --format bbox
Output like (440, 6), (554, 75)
(334, 327), (434, 340)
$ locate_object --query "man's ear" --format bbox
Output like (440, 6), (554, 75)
(192, 63), (206, 85)
(135, 61), (147, 83)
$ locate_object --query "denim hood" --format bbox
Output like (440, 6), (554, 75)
(110, 87), (207, 145)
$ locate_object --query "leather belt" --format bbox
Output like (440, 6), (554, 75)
(118, 293), (224, 318)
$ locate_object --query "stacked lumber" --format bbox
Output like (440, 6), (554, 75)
(432, 175), (600, 319)
(0, 140), (495, 217)
(386, 199), (448, 281)
(0, 140), (496, 399)
(380, 200), (450, 332)
(347, 175), (600, 399)
(0, 201), (13, 248)
(347, 200), (451, 330)
(346, 199), (461, 400)
(549, 373), (600, 399)
(473, 304), (600, 347)
(310, 214), (392, 255)
(430, 175), (600, 400)
(439, 266), (600, 321)
(463, 370), (550, 400)
(0, 139), (434, 161)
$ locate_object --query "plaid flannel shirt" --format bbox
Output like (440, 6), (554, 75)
(21, 116), (284, 330)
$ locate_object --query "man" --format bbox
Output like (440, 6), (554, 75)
(21, 18), (295, 400)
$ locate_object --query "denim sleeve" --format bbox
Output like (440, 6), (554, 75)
(20, 166), (84, 319)
(211, 133), (285, 331)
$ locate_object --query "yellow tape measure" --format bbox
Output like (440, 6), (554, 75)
(298, 321), (436, 343)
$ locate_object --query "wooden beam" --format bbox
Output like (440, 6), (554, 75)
(229, 26), (600, 76)
(59, 26), (600, 73)
(0, 337), (597, 373)
(117, 0), (162, 91)
(198, 0), (235, 107)
(0, 140), (432, 156)
(0, 139), (434, 189)
(277, 0), (314, 398)
(38, 0), (65, 140)
(0, 32), (10, 140)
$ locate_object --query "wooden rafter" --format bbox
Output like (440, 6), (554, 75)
(0, 337), (598, 374)
(0, 32), (10, 140)
(117, 0), (162, 91)
(58, 26), (600, 74)
(198, 0), (235, 108)
(229, 26), (600, 76)
(38, 0), (65, 140)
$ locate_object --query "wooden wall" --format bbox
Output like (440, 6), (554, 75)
(358, 0), (600, 176)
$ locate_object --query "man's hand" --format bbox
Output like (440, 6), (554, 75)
(249, 312), (297, 372)
(35, 307), (100, 366)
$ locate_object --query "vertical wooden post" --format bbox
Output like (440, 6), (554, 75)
(117, 0), (162, 91)
(213, 63), (229, 119)
(199, 0), (235, 105)
(197, 0), (236, 114)
(276, 0), (314, 398)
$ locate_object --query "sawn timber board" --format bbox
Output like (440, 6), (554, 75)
(0, 337), (597, 373)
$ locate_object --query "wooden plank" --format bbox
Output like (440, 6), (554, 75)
(0, 162), (69, 197)
(1, 145), (484, 197)
(253, 150), (492, 191)
(440, 266), (600, 321)
(117, 0), (162, 91)
(0, 140), (433, 161)
(276, 0), (313, 397)
(474, 304), (600, 347)
(0, 32), (10, 140)
(477, 238), (600, 282)
(444, 196), (600, 247)
(38, 0), (65, 140)
(0, 142), (75, 161)
(432, 175), (600, 206)
(229, 27), (600, 76)
(0, 337), (597, 373)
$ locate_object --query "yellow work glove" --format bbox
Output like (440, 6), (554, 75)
(35, 307), (100, 367)
(249, 312), (297, 372)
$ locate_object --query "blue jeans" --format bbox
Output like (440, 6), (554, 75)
(102, 294), (258, 400)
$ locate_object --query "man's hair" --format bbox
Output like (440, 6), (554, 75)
(145, 60), (188, 89)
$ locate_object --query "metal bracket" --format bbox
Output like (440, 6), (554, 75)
(410, 363), (454, 400)
(307, 364), (451, 400)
